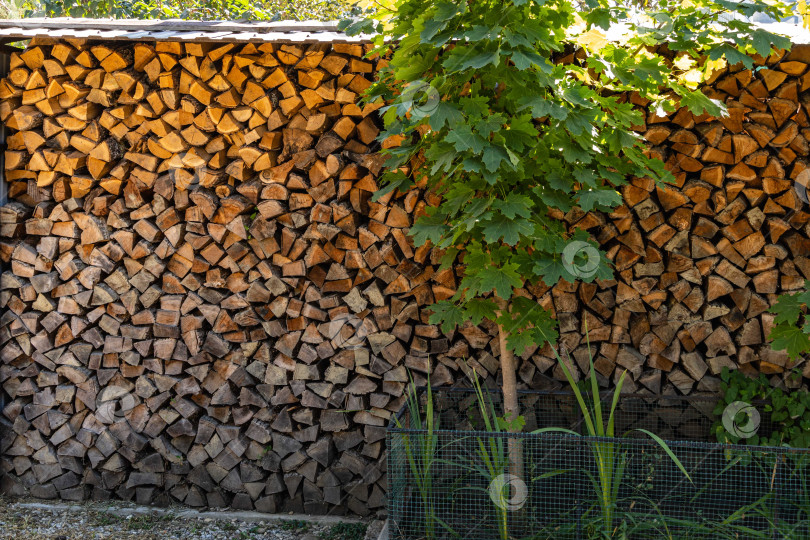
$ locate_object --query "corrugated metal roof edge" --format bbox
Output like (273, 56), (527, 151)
(0, 17), (807, 46)
(0, 18), (346, 33)
(0, 28), (373, 44)
(0, 17), (375, 43)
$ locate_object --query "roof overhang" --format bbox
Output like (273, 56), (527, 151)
(0, 17), (374, 44)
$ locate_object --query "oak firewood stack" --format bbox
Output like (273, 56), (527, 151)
(0, 33), (809, 514)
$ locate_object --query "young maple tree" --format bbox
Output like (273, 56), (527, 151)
(341, 0), (792, 450)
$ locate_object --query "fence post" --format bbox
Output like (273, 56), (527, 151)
(772, 453), (785, 540)
(576, 437), (584, 540)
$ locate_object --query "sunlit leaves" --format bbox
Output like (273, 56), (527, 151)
(708, 43), (754, 70)
(801, 0), (810, 31)
(343, 0), (793, 354)
(576, 29), (608, 51)
(751, 29), (791, 56)
(677, 88), (724, 117)
(29, 0), (354, 21)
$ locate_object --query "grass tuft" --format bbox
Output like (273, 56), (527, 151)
(320, 522), (368, 540)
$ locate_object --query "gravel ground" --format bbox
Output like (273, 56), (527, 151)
(0, 497), (374, 540)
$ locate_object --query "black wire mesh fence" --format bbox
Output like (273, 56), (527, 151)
(387, 388), (810, 540)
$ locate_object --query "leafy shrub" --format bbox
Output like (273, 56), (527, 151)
(713, 367), (810, 448)
(768, 280), (810, 361)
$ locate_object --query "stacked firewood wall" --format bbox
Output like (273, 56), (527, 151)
(0, 37), (394, 514)
(0, 36), (808, 514)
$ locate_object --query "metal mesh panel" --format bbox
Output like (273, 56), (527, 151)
(387, 388), (810, 539)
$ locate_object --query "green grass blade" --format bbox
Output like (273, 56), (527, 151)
(426, 377), (432, 431)
(634, 428), (693, 484)
(406, 371), (422, 430)
(582, 469), (605, 512)
(531, 469), (573, 481)
(435, 516), (461, 538)
(555, 348), (596, 436)
(611, 450), (626, 507)
(606, 371), (626, 438)
(468, 365), (495, 432)
(531, 427), (580, 436)
(399, 370), (439, 539)
(477, 437), (494, 476)
(584, 321), (604, 437)
(593, 441), (613, 532)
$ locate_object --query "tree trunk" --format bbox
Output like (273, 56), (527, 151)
(495, 296), (523, 481)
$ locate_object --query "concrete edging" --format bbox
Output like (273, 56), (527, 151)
(376, 519), (389, 540)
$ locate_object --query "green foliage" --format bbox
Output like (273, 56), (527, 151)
(0, 0), (24, 18)
(394, 373), (443, 539)
(21, 0), (353, 20)
(22, 0), (133, 18)
(767, 280), (810, 360)
(538, 330), (692, 536)
(712, 367), (810, 448)
(342, 0), (792, 355)
(320, 522), (368, 540)
(278, 519), (309, 531)
(467, 368), (523, 540)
